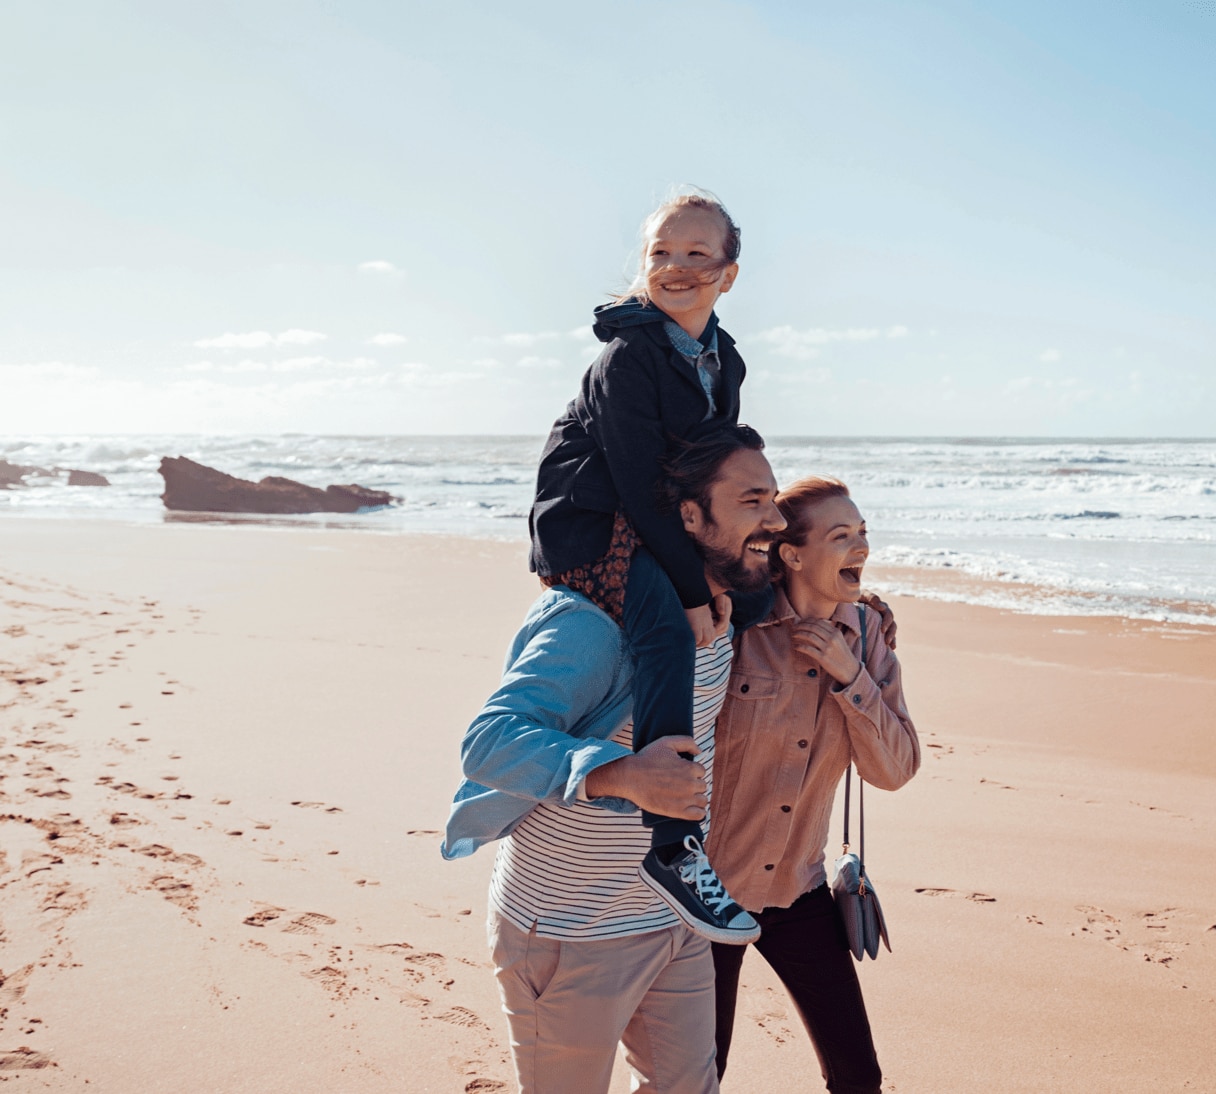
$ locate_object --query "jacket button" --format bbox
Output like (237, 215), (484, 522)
(764, 864), (774, 871)
(740, 683), (750, 693)
(797, 739), (808, 749)
(852, 694), (862, 704)
(806, 668), (817, 677)
(781, 805), (791, 813)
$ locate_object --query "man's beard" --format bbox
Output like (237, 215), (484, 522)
(694, 531), (772, 594)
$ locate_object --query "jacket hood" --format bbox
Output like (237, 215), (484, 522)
(591, 297), (721, 348)
(591, 297), (667, 342)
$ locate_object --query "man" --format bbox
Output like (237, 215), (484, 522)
(442, 424), (785, 1094)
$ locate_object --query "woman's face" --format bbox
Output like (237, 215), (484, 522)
(779, 494), (869, 611)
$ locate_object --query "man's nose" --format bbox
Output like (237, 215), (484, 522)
(762, 502), (787, 531)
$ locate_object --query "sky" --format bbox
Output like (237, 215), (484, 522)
(2, 0), (1213, 437)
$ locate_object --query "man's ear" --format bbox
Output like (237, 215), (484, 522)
(778, 542), (801, 571)
(679, 498), (703, 534)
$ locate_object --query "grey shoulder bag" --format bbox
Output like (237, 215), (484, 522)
(830, 605), (892, 961)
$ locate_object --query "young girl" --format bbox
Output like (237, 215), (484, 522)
(706, 478), (921, 1089)
(528, 190), (758, 943)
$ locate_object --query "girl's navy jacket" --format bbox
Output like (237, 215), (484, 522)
(528, 299), (746, 611)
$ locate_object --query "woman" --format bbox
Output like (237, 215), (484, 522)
(706, 476), (921, 1093)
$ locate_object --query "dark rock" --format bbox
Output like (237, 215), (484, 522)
(158, 456), (396, 514)
(0, 459), (55, 486)
(67, 469), (110, 487)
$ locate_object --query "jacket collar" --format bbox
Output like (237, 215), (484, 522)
(757, 584), (862, 636)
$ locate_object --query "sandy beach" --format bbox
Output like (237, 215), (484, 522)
(1, 517), (1213, 1093)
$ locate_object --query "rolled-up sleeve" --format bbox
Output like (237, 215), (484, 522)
(461, 608), (634, 812)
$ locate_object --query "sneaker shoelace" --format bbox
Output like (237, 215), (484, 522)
(676, 836), (735, 917)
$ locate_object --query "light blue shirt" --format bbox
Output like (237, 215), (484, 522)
(663, 320), (721, 418)
(441, 586), (636, 861)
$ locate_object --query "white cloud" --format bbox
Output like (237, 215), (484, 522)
(752, 325), (906, 359)
(500, 331), (561, 347)
(516, 356), (563, 369)
(358, 260), (400, 274)
(366, 332), (408, 346)
(1039, 348), (1061, 362)
(193, 329), (327, 350)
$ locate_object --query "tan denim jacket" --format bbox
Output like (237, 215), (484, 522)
(706, 588), (921, 913)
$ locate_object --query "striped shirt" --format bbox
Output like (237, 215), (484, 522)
(489, 630), (734, 940)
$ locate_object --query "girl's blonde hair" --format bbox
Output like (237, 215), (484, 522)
(620, 187), (741, 304)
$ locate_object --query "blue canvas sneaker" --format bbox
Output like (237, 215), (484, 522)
(639, 836), (760, 944)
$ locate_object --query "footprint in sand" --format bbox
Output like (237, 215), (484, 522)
(304, 965), (349, 995)
(1075, 905), (1189, 966)
(916, 887), (996, 903)
(283, 911), (337, 936)
(464, 1079), (508, 1092)
(0, 1047), (55, 1071)
(151, 875), (197, 912)
(1075, 904), (1121, 943)
(243, 905), (286, 928)
(291, 801), (343, 813)
(432, 1006), (490, 1030)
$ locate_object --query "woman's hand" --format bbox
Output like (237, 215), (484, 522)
(792, 620), (861, 686)
(859, 591), (896, 648)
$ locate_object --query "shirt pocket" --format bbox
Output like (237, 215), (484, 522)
(714, 673), (782, 822)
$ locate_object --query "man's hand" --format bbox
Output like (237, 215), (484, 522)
(583, 737), (707, 820)
(684, 604), (716, 648)
(792, 620), (861, 686)
(859, 590), (897, 649)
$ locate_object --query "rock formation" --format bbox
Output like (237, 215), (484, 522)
(67, 469), (110, 487)
(1, 460), (107, 488)
(158, 456), (396, 514)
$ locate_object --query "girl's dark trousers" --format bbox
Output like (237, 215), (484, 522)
(711, 884), (883, 1093)
(622, 549), (701, 848)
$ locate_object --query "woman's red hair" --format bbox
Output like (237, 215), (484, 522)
(771, 476), (851, 579)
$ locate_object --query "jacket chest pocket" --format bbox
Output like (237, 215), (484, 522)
(715, 674), (783, 822)
(719, 674), (782, 743)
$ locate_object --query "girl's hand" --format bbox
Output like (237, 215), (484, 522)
(792, 620), (861, 685)
(684, 604), (716, 648)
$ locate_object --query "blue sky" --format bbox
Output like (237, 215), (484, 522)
(2, 0), (1213, 436)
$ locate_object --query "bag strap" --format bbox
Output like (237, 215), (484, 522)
(842, 605), (868, 891)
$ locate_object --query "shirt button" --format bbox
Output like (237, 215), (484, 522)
(806, 668), (817, 677)
(781, 805), (791, 813)
(798, 739), (808, 749)
(764, 864), (775, 871)
(740, 683), (750, 693)
(852, 694), (862, 704)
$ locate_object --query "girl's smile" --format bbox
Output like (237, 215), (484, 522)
(643, 206), (738, 339)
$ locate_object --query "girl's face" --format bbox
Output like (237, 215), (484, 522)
(642, 206), (738, 336)
(778, 494), (869, 614)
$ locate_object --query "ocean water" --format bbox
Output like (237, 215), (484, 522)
(2, 434), (1214, 626)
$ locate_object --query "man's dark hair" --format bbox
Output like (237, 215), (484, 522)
(659, 423), (766, 517)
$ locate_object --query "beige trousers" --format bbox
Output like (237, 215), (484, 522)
(488, 910), (719, 1094)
